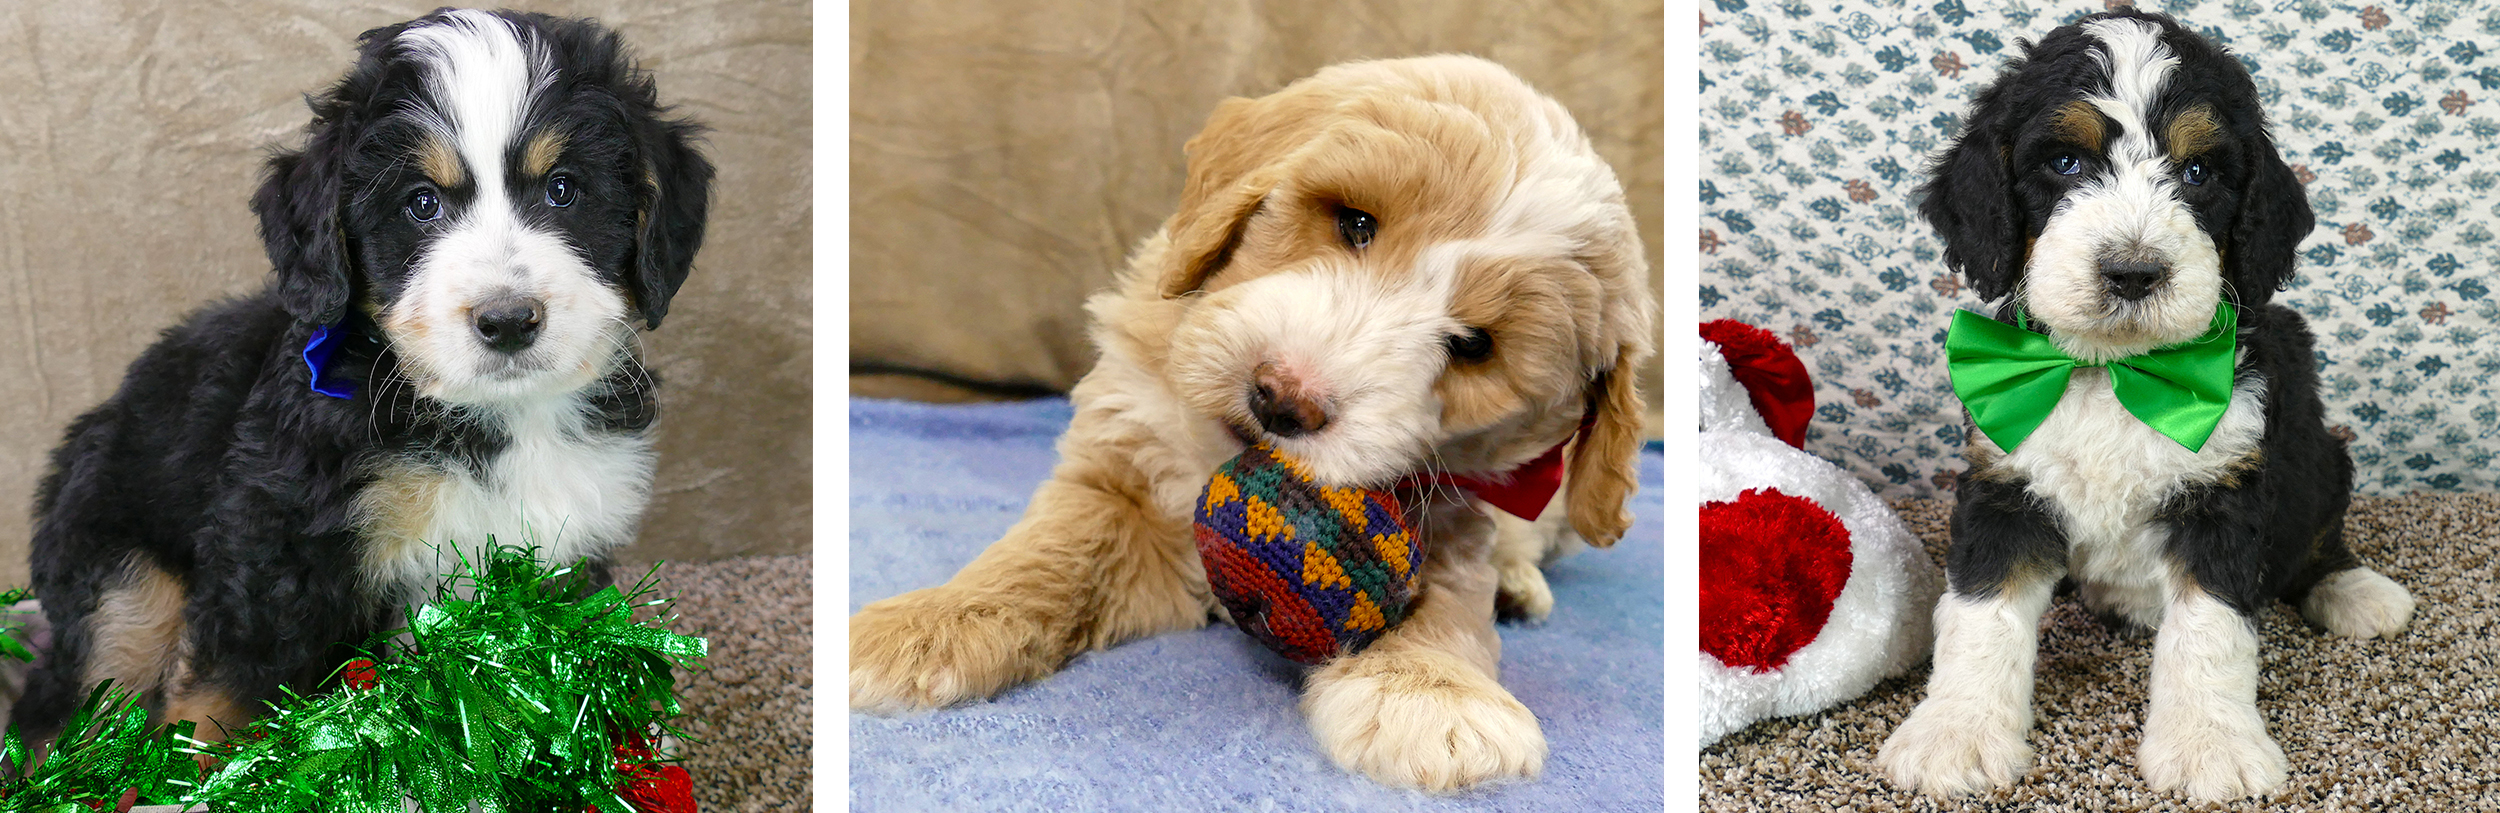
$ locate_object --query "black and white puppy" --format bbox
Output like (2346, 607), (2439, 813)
(1875, 10), (2413, 802)
(9, 9), (711, 748)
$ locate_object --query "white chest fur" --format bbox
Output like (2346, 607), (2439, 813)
(353, 399), (656, 601)
(1978, 365), (2268, 625)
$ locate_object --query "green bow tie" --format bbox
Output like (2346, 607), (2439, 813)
(1945, 303), (2238, 453)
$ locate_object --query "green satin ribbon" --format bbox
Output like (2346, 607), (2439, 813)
(1945, 303), (2238, 453)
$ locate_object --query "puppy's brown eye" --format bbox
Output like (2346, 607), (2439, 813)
(545, 174), (575, 207)
(1336, 207), (1378, 249)
(1445, 327), (1492, 361)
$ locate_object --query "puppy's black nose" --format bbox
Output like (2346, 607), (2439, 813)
(2100, 260), (2167, 301)
(472, 296), (545, 354)
(1249, 362), (1330, 437)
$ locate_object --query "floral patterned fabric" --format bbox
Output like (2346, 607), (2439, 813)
(1703, 0), (2500, 497)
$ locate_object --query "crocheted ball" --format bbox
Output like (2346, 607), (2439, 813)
(1193, 442), (1423, 664)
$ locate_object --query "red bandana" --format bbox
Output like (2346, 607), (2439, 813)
(1401, 410), (1593, 521)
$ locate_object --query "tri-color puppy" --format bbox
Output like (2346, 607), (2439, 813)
(1875, 10), (2414, 801)
(10, 9), (711, 749)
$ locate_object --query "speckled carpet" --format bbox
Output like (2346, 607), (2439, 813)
(652, 554), (813, 811)
(1703, 495), (2500, 812)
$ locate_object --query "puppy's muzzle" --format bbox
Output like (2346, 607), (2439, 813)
(1249, 361), (1331, 437)
(471, 295), (546, 354)
(2099, 259), (2167, 302)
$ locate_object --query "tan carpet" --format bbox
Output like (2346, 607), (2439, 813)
(1703, 495), (2500, 811)
(650, 554), (813, 811)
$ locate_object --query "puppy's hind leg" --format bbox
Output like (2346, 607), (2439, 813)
(9, 554), (186, 750)
(1303, 507), (1545, 793)
(1488, 492), (1580, 622)
(2299, 566), (2413, 639)
(850, 447), (1209, 713)
(2294, 525), (2413, 639)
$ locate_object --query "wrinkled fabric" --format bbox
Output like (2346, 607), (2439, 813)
(850, 0), (1664, 430)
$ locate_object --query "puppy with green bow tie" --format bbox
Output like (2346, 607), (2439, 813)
(1873, 10), (2416, 804)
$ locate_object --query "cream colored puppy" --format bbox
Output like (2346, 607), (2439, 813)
(849, 55), (1654, 792)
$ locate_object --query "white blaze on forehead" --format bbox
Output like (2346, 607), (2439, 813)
(2083, 18), (2178, 166)
(397, 9), (553, 204)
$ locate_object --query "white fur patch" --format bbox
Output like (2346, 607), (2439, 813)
(1168, 260), (1461, 487)
(2139, 586), (2288, 800)
(1974, 365), (2268, 627)
(2299, 566), (2415, 638)
(391, 11), (633, 408)
(1876, 581), (2055, 796)
(360, 398), (654, 602)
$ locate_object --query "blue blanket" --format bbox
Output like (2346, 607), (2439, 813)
(849, 398), (1663, 811)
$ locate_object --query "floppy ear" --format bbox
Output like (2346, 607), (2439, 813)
(254, 119), (353, 327)
(1917, 83), (2025, 301)
(1159, 91), (1333, 298)
(628, 113), (714, 329)
(2224, 135), (2313, 306)
(1157, 166), (1274, 299)
(1565, 341), (1649, 548)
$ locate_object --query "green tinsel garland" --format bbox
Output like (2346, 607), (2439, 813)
(0, 544), (709, 812)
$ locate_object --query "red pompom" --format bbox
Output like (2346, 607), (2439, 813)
(1701, 320), (1815, 448)
(1700, 488), (1853, 671)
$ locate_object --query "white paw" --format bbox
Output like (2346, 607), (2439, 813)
(2301, 567), (2415, 639)
(1303, 649), (1546, 792)
(2139, 709), (2288, 801)
(1494, 561), (1554, 621)
(1875, 700), (2032, 797)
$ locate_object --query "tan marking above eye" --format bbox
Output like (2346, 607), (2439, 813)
(2166, 104), (2223, 162)
(419, 138), (464, 188)
(2048, 100), (2106, 154)
(523, 130), (568, 178)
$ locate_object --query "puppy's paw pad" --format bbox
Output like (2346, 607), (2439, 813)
(2301, 567), (2415, 639)
(1494, 563), (1554, 622)
(848, 592), (1047, 713)
(2140, 723), (2288, 801)
(1303, 650), (1545, 792)
(1875, 706), (2031, 797)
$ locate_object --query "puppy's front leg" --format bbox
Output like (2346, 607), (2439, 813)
(2137, 587), (2286, 801)
(1302, 507), (1544, 792)
(850, 448), (1208, 712)
(1878, 476), (2064, 797)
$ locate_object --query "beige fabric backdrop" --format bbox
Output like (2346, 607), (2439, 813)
(850, 0), (1665, 429)
(0, 1), (811, 588)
